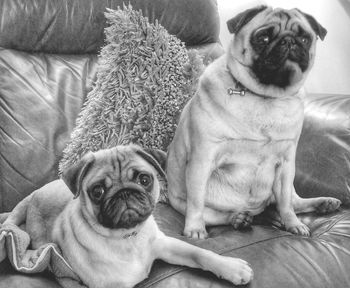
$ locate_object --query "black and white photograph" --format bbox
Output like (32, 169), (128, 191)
(0, 0), (349, 287)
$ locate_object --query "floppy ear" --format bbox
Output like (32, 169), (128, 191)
(61, 152), (95, 198)
(296, 9), (327, 40)
(227, 5), (268, 34)
(135, 147), (167, 179)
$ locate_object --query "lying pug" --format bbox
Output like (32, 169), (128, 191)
(3, 145), (253, 287)
(167, 6), (341, 239)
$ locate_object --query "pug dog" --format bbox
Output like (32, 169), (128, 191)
(167, 6), (341, 239)
(3, 145), (253, 287)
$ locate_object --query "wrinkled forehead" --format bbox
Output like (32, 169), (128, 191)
(266, 8), (304, 22)
(249, 7), (313, 36)
(85, 147), (156, 184)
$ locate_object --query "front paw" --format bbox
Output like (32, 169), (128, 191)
(286, 222), (310, 236)
(184, 219), (208, 239)
(218, 257), (253, 285)
(315, 198), (341, 214)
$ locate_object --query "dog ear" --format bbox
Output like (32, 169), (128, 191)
(227, 5), (268, 34)
(135, 147), (167, 179)
(296, 9), (327, 41)
(61, 152), (95, 198)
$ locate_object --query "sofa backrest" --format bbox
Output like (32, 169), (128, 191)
(0, 0), (221, 54)
(0, 0), (223, 212)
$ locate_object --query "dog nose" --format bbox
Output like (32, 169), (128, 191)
(117, 188), (140, 199)
(281, 36), (296, 48)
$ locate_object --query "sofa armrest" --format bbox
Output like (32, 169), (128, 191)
(295, 93), (350, 205)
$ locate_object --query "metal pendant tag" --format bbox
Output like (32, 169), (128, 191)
(228, 88), (245, 96)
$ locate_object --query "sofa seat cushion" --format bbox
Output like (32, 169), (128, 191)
(1, 203), (350, 288)
(139, 203), (350, 288)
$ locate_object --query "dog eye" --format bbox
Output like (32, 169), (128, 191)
(89, 184), (105, 203)
(137, 173), (152, 187)
(301, 37), (309, 44)
(259, 35), (270, 44)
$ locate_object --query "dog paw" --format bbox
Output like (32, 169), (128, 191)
(230, 211), (253, 230)
(183, 228), (208, 239)
(315, 198), (341, 214)
(183, 220), (208, 239)
(219, 258), (253, 285)
(286, 222), (310, 236)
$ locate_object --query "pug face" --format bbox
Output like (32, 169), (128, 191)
(226, 6), (327, 97)
(62, 145), (166, 231)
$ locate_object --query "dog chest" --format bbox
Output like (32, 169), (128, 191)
(61, 236), (154, 288)
(220, 94), (304, 143)
(198, 59), (304, 142)
(51, 205), (158, 288)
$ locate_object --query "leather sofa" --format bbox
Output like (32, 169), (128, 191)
(1, 0), (350, 287)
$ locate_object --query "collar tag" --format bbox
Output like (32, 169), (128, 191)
(122, 230), (138, 239)
(228, 88), (245, 96)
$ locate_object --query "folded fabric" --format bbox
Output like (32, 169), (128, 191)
(0, 223), (85, 288)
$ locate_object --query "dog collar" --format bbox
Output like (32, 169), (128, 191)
(226, 69), (270, 99)
(226, 66), (247, 96)
(122, 230), (138, 239)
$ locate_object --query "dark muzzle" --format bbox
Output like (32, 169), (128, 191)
(99, 188), (153, 229)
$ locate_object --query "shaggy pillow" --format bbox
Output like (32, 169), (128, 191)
(59, 5), (203, 174)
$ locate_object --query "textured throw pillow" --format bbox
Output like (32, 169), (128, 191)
(59, 5), (203, 174)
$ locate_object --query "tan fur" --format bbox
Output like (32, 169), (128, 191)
(167, 8), (341, 239)
(4, 145), (253, 287)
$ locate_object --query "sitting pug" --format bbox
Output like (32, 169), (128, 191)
(3, 145), (252, 287)
(167, 6), (341, 239)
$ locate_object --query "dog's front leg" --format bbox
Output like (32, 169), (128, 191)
(155, 235), (253, 285)
(184, 146), (215, 239)
(273, 146), (310, 236)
